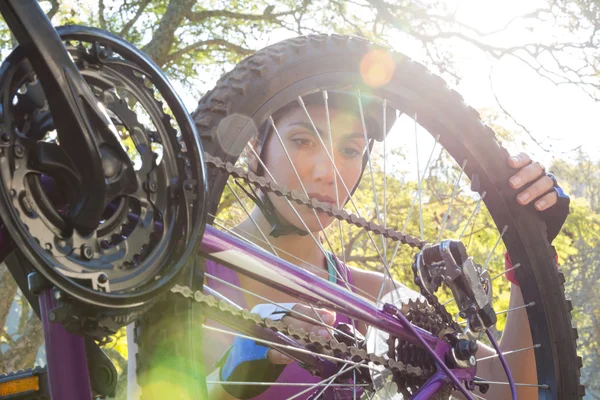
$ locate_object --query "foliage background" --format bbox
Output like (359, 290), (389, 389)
(0, 0), (598, 398)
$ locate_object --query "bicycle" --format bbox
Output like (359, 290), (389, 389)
(0, 2), (583, 400)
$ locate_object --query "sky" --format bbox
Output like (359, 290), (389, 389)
(56, 0), (597, 167)
(169, 0), (600, 168)
(448, 0), (600, 165)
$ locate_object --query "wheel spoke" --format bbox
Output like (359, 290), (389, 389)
(226, 181), (278, 255)
(203, 285), (242, 309)
(356, 92), (395, 309)
(471, 392), (488, 400)
(477, 344), (541, 362)
(225, 179), (331, 329)
(491, 263), (521, 281)
(415, 114), (424, 241)
(206, 381), (368, 388)
(287, 362), (363, 400)
(483, 225), (508, 271)
(495, 301), (535, 315)
(355, 90), (382, 226)
(378, 99), (389, 307)
(205, 272), (356, 342)
(389, 131), (440, 268)
(323, 91), (350, 279)
(246, 140), (346, 290)
(437, 159), (467, 243)
(459, 192), (487, 240)
(203, 324), (380, 373)
(295, 94), (399, 296)
(442, 297), (455, 306)
(475, 380), (549, 389)
(264, 117), (352, 289)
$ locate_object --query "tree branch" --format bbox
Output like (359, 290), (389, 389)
(186, 8), (296, 24)
(141, 0), (196, 66)
(98, 0), (106, 29)
(165, 39), (253, 64)
(0, 264), (18, 332)
(17, 296), (30, 334)
(3, 314), (43, 372)
(48, 0), (60, 20)
(119, 0), (152, 37)
(1, 331), (17, 347)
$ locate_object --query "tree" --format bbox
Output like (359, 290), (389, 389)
(549, 154), (600, 398)
(0, 0), (590, 97)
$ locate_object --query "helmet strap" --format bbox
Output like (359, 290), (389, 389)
(234, 180), (309, 238)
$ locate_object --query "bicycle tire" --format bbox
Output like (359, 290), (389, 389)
(190, 34), (582, 398)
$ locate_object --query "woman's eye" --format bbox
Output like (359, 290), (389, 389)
(292, 138), (314, 148)
(341, 147), (361, 157)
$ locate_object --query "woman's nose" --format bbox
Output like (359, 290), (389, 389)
(311, 151), (336, 183)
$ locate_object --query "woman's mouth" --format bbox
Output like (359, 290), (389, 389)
(307, 193), (338, 206)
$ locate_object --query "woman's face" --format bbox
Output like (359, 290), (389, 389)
(260, 104), (367, 233)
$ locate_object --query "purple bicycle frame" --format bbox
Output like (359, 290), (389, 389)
(0, 1), (517, 398)
(197, 224), (517, 400)
(0, 220), (520, 400)
(1, 220), (521, 400)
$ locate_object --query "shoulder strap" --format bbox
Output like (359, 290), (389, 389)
(325, 251), (338, 283)
(326, 252), (355, 291)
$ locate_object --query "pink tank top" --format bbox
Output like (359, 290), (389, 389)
(204, 255), (356, 400)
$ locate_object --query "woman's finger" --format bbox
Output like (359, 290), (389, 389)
(286, 304), (336, 326)
(281, 304), (336, 339)
(516, 175), (554, 205)
(534, 190), (559, 211)
(508, 152), (532, 169)
(509, 161), (546, 189)
(268, 304), (337, 365)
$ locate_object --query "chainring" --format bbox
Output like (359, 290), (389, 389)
(0, 27), (206, 309)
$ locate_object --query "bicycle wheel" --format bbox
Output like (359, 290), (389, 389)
(188, 34), (582, 399)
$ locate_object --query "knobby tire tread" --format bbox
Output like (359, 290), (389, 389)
(192, 34), (582, 399)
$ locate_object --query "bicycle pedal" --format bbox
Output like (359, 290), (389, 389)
(0, 367), (49, 399)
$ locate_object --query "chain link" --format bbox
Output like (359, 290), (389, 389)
(170, 285), (431, 381)
(204, 153), (427, 249)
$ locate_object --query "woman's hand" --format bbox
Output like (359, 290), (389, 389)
(508, 152), (558, 211)
(267, 304), (336, 364)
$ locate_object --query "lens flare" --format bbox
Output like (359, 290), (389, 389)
(360, 50), (396, 88)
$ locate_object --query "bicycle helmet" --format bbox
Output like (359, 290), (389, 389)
(248, 90), (397, 237)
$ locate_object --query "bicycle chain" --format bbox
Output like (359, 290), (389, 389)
(171, 153), (462, 395)
(170, 284), (449, 392)
(131, 49), (460, 341)
(204, 153), (427, 250)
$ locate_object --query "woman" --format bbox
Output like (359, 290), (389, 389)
(204, 91), (570, 399)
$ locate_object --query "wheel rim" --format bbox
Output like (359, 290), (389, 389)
(190, 35), (580, 400)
